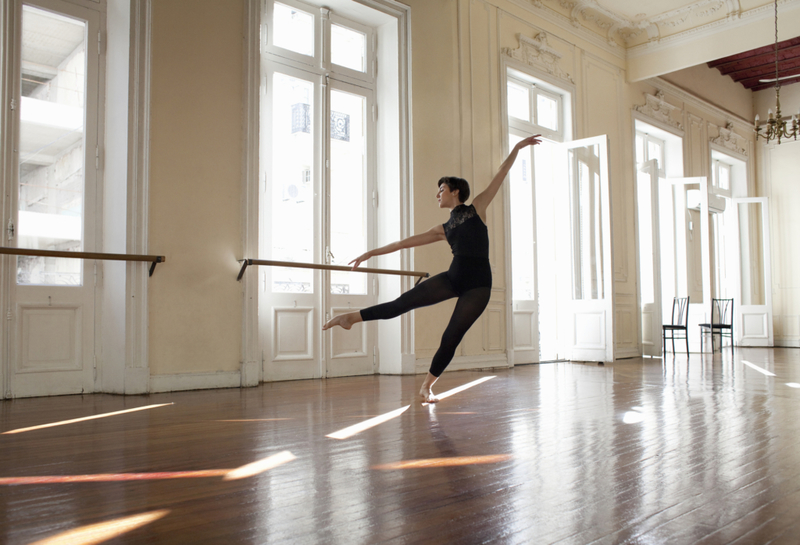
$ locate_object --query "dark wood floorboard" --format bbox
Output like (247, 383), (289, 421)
(2, 347), (800, 544)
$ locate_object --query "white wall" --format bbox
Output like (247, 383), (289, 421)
(755, 83), (800, 346)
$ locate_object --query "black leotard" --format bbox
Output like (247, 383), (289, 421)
(359, 203), (493, 377)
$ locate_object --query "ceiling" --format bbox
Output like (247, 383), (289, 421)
(707, 37), (800, 91)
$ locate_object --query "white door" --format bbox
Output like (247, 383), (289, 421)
(508, 132), (539, 365)
(324, 82), (376, 378)
(558, 136), (615, 362)
(636, 160), (662, 357)
(4, 0), (100, 397)
(260, 66), (376, 381)
(732, 198), (773, 346)
(659, 177), (711, 352)
(261, 66), (323, 382)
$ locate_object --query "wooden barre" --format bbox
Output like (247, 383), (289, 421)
(237, 258), (429, 284)
(0, 247), (166, 277)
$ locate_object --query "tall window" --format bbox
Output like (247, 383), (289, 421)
(506, 68), (571, 361)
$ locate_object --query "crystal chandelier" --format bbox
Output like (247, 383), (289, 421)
(754, 0), (799, 144)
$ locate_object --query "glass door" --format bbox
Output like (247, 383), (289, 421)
(557, 136), (615, 362)
(660, 177), (711, 352)
(324, 83), (375, 377)
(6, 0), (100, 397)
(261, 66), (322, 381)
(636, 160), (662, 357)
(508, 132), (538, 365)
(733, 198), (773, 347)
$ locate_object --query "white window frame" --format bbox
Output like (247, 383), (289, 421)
(710, 157), (733, 197)
(636, 130), (666, 176)
(507, 69), (566, 143)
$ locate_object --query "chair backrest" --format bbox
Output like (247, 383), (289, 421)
(672, 296), (690, 327)
(711, 298), (734, 325)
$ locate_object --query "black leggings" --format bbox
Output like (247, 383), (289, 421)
(360, 258), (492, 377)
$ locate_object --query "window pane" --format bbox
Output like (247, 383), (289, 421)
(718, 163), (731, 191)
(569, 145), (603, 300)
(509, 134), (534, 300)
(536, 93), (558, 131)
(646, 138), (662, 168)
(507, 82), (530, 121)
(273, 2), (314, 57)
(271, 73), (314, 293)
(17, 6), (86, 286)
(739, 202), (765, 306)
(329, 90), (367, 295)
(635, 133), (644, 166)
(331, 24), (366, 73)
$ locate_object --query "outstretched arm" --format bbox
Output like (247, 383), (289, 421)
(471, 134), (542, 220)
(349, 224), (446, 269)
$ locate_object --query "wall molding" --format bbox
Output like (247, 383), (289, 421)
(415, 354), (510, 374)
(124, 0), (152, 394)
(506, 0), (625, 59)
(709, 121), (748, 157)
(634, 90), (684, 131)
(151, 371), (242, 393)
(650, 77), (754, 131)
(241, 0), (261, 386)
(502, 32), (575, 84)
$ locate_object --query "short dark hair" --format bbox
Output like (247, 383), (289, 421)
(438, 176), (470, 203)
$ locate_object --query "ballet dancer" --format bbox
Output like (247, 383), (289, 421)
(323, 134), (542, 403)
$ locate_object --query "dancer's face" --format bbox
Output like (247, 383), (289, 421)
(437, 184), (460, 209)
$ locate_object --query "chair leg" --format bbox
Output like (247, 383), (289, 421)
(685, 334), (689, 355)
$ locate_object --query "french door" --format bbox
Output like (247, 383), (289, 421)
(260, 65), (376, 381)
(2, 0), (100, 397)
(732, 198), (773, 346)
(636, 160), (662, 357)
(558, 135), (615, 362)
(508, 132), (539, 365)
(508, 134), (614, 364)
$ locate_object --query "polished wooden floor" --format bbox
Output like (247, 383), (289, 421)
(2, 348), (800, 544)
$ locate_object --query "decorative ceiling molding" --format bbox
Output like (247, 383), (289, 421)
(651, 76), (753, 132)
(502, 32), (576, 84)
(507, 0), (627, 59)
(517, 0), (780, 51)
(634, 90), (684, 130)
(710, 121), (749, 156)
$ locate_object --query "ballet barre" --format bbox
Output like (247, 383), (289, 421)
(237, 258), (429, 284)
(0, 247), (166, 276)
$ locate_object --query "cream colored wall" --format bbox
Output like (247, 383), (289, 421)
(141, 0), (775, 382)
(405, 0), (760, 363)
(662, 64), (753, 121)
(148, 0), (244, 375)
(406, 0), (640, 363)
(755, 84), (800, 346)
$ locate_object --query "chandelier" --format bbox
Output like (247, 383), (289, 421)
(754, 0), (799, 144)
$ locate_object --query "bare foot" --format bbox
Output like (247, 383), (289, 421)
(419, 371), (440, 404)
(322, 311), (361, 331)
(419, 387), (439, 404)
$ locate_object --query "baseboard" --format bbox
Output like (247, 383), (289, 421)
(615, 347), (641, 360)
(125, 367), (151, 394)
(241, 360), (260, 387)
(150, 371), (242, 393)
(415, 354), (510, 375)
(775, 339), (800, 348)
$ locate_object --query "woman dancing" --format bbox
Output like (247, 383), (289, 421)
(323, 134), (542, 403)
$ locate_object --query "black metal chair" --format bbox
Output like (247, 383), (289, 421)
(699, 298), (734, 353)
(662, 296), (690, 355)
